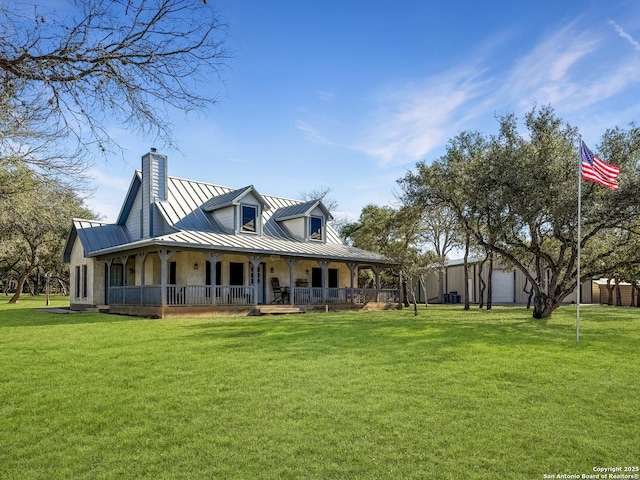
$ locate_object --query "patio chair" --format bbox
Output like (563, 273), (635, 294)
(271, 278), (286, 304)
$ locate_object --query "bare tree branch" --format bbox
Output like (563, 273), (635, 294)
(0, 0), (229, 172)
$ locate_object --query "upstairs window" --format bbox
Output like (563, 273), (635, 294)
(241, 205), (257, 233)
(310, 216), (323, 241)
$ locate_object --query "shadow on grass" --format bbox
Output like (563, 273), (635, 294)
(0, 308), (147, 328)
(182, 305), (640, 361)
(182, 311), (578, 360)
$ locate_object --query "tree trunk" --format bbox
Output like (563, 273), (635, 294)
(55, 277), (68, 296)
(406, 276), (419, 316)
(606, 279), (614, 305)
(478, 261), (485, 309)
(615, 278), (622, 306)
(437, 263), (445, 304)
(402, 281), (409, 307)
(463, 233), (470, 310)
(419, 274), (429, 308)
(486, 250), (494, 310)
(9, 272), (28, 303)
(532, 294), (555, 319)
(523, 278), (534, 309)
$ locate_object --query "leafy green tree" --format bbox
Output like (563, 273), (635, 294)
(0, 167), (94, 302)
(343, 204), (438, 313)
(404, 106), (640, 319)
(398, 178), (465, 304)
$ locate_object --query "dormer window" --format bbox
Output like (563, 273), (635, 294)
(273, 199), (332, 243)
(202, 185), (270, 235)
(310, 216), (323, 241)
(241, 205), (257, 233)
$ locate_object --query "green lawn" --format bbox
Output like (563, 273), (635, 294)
(0, 296), (638, 479)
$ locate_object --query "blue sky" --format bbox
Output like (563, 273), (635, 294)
(90, 0), (640, 224)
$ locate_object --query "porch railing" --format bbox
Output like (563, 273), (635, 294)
(108, 285), (399, 307)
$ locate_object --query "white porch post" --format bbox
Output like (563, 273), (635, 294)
(346, 262), (358, 303)
(138, 252), (147, 305)
(158, 249), (174, 307)
(286, 258), (298, 305)
(372, 265), (381, 302)
(120, 255), (129, 287)
(206, 252), (222, 305)
(318, 260), (330, 303)
(105, 258), (113, 304)
(249, 255), (263, 306)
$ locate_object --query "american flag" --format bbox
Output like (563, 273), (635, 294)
(580, 141), (620, 190)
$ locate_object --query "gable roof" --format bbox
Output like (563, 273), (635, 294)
(63, 220), (132, 262)
(201, 185), (270, 212)
(272, 199), (334, 222)
(116, 171), (142, 225)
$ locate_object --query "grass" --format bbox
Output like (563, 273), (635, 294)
(0, 296), (638, 479)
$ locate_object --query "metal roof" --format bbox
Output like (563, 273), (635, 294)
(63, 219), (132, 262)
(272, 199), (333, 221)
(87, 228), (388, 264)
(155, 176), (344, 243)
(200, 185), (271, 212)
(445, 256), (485, 267)
(70, 173), (389, 265)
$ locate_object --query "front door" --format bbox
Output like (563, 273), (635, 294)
(250, 263), (266, 304)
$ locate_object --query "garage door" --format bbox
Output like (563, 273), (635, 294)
(492, 270), (515, 303)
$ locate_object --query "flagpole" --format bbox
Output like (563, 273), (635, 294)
(577, 139), (582, 344)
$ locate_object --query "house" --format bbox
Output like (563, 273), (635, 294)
(63, 150), (399, 317)
(414, 256), (595, 305)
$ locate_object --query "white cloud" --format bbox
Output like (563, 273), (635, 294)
(295, 120), (340, 147)
(496, 19), (640, 118)
(499, 23), (600, 110)
(609, 19), (640, 51)
(316, 90), (335, 101)
(356, 67), (488, 166)
(298, 16), (640, 171)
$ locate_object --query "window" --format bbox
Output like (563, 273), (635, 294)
(250, 263), (263, 286)
(328, 268), (338, 288)
(169, 261), (177, 285)
(82, 265), (88, 298)
(311, 268), (322, 288)
(311, 268), (338, 288)
(229, 262), (244, 286)
(110, 264), (124, 287)
(310, 216), (323, 241)
(75, 266), (81, 298)
(241, 205), (257, 233)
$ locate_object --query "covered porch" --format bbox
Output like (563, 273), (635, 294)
(101, 247), (399, 317)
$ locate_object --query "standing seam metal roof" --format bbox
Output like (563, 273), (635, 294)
(70, 173), (388, 264)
